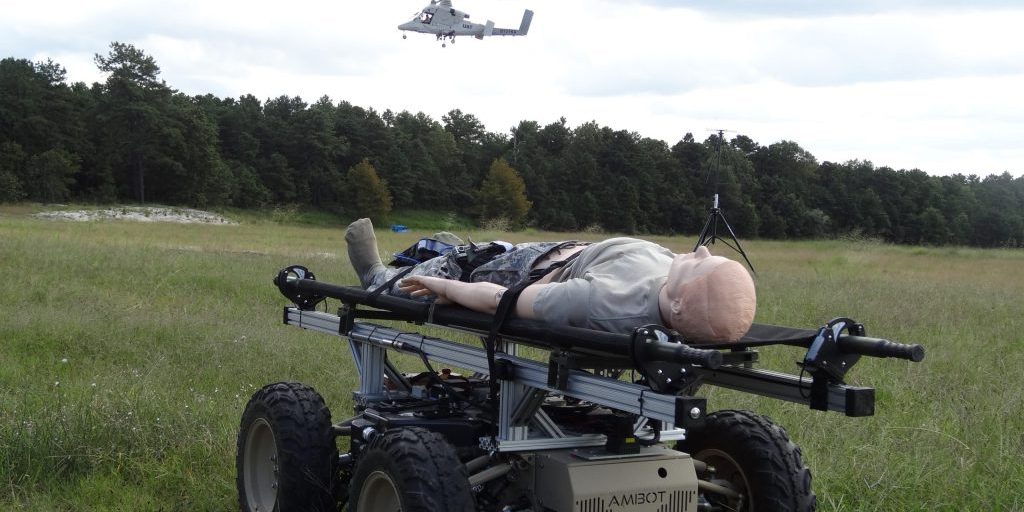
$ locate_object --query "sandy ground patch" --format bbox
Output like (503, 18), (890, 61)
(34, 206), (237, 225)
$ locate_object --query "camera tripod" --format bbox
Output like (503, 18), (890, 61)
(694, 192), (755, 274)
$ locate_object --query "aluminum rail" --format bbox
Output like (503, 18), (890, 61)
(285, 306), (878, 417)
(286, 307), (699, 425)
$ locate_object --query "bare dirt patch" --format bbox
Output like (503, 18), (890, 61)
(34, 206), (237, 225)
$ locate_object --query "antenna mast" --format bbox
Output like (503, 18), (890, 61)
(694, 129), (755, 274)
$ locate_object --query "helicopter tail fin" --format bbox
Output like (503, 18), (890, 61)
(518, 9), (533, 35)
(480, 20), (494, 39)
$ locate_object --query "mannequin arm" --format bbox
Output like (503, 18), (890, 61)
(399, 276), (545, 318)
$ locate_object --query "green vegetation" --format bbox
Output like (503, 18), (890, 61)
(0, 209), (1021, 510)
(476, 158), (532, 228)
(3, 43), (1024, 247)
(344, 159), (392, 222)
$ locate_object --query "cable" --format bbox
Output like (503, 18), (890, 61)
(404, 331), (474, 410)
(797, 366), (810, 399)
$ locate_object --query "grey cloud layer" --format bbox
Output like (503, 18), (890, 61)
(556, 8), (1024, 97)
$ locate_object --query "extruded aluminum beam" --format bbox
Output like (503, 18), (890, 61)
(285, 308), (692, 424)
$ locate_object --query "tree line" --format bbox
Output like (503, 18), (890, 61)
(1, 42), (1022, 247)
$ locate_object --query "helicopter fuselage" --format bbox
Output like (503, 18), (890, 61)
(398, 2), (531, 42)
(398, 6), (483, 37)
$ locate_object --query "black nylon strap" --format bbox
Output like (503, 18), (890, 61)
(483, 280), (530, 402)
(368, 266), (415, 300)
(483, 249), (583, 402)
(487, 249), (582, 344)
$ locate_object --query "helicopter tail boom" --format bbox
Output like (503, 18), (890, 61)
(490, 9), (532, 36)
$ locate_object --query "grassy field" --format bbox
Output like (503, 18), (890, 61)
(1, 205), (1022, 511)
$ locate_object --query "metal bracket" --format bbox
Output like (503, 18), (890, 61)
(493, 359), (516, 381)
(274, 265), (325, 310)
(630, 326), (697, 394)
(800, 318), (864, 411)
(337, 303), (356, 336)
(547, 353), (576, 391)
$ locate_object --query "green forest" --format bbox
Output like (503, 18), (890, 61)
(2, 42), (1022, 247)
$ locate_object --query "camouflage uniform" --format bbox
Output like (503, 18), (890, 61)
(369, 241), (587, 298)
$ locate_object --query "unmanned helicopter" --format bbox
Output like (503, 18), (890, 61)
(399, 0), (533, 47)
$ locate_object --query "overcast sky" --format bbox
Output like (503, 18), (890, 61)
(4, 0), (1023, 177)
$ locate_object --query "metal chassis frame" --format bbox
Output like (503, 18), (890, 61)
(285, 307), (873, 452)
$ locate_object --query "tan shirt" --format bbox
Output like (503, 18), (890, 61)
(532, 238), (672, 333)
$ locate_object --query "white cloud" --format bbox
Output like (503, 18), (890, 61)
(622, 0), (1024, 19)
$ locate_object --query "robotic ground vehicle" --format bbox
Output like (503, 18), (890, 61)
(236, 265), (924, 511)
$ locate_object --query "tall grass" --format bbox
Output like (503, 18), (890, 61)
(0, 207), (1021, 510)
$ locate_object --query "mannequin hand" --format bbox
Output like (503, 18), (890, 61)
(398, 276), (453, 304)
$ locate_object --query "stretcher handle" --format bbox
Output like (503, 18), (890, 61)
(838, 335), (925, 362)
(643, 341), (724, 370)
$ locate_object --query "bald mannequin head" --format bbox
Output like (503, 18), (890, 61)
(659, 246), (756, 343)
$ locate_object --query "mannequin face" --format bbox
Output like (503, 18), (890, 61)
(666, 246), (722, 288)
(662, 246), (756, 343)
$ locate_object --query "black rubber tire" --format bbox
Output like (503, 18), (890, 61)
(349, 427), (474, 512)
(237, 381), (337, 512)
(677, 409), (816, 512)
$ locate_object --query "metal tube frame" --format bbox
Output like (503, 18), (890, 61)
(285, 307), (872, 452)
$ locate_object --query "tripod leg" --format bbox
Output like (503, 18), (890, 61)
(694, 210), (719, 251)
(718, 214), (756, 275)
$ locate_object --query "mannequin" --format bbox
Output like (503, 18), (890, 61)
(346, 218), (756, 343)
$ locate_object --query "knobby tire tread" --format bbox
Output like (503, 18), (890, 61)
(237, 381), (337, 512)
(680, 409), (816, 512)
(350, 426), (474, 512)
